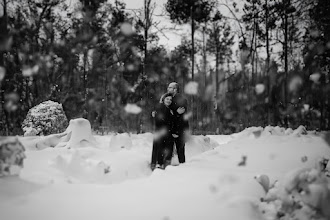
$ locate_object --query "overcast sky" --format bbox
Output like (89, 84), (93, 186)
(112, 0), (182, 50)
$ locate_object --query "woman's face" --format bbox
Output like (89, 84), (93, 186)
(163, 96), (172, 106)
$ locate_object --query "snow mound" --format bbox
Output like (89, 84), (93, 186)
(51, 149), (110, 183)
(292, 125), (308, 136)
(185, 135), (220, 158)
(232, 127), (264, 139)
(22, 100), (68, 136)
(36, 133), (68, 149)
(263, 126), (286, 136)
(33, 118), (98, 149)
(51, 148), (150, 184)
(63, 118), (98, 149)
(0, 136), (26, 176)
(109, 133), (133, 151)
(259, 167), (330, 220)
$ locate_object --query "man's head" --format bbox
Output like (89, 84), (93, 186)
(167, 82), (179, 95)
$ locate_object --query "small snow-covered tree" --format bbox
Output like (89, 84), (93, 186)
(22, 100), (68, 136)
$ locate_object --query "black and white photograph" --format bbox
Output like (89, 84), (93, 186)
(0, 0), (330, 219)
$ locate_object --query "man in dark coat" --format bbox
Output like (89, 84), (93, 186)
(167, 82), (189, 164)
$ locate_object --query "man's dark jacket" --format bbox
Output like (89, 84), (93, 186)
(170, 93), (189, 135)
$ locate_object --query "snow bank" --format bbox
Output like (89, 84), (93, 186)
(259, 167), (330, 220)
(232, 125), (314, 140)
(2, 125), (330, 220)
(51, 149), (111, 183)
(50, 147), (150, 184)
(185, 135), (220, 158)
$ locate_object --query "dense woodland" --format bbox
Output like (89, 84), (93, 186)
(0, 0), (329, 135)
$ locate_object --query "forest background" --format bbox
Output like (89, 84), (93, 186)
(0, 0), (329, 135)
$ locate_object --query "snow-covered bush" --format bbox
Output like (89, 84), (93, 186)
(259, 166), (330, 220)
(0, 136), (26, 176)
(22, 100), (68, 136)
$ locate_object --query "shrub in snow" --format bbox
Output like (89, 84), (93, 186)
(0, 136), (26, 176)
(259, 166), (330, 220)
(22, 100), (68, 136)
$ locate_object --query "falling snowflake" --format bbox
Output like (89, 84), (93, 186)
(124, 103), (142, 114)
(0, 66), (5, 81)
(288, 76), (303, 92)
(120, 22), (134, 36)
(255, 84), (265, 94)
(22, 66), (33, 77)
(309, 73), (321, 84)
(184, 81), (198, 95)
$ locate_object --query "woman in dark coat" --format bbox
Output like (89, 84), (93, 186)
(150, 93), (175, 170)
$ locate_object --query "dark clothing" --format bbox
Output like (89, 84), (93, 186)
(151, 103), (175, 166)
(170, 93), (189, 134)
(170, 93), (189, 163)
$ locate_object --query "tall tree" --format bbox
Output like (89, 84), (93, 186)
(206, 11), (234, 100)
(165, 0), (215, 80)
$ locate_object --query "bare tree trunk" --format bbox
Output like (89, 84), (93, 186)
(190, 6), (195, 81)
(83, 50), (88, 101)
(265, 0), (272, 125)
(284, 0), (289, 127)
(190, 5), (195, 133)
(0, 0), (9, 135)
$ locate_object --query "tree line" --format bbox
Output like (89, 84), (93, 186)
(0, 0), (329, 135)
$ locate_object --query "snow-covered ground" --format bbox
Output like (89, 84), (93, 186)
(1, 125), (330, 220)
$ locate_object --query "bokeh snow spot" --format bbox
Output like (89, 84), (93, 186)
(183, 111), (193, 121)
(0, 66), (5, 81)
(22, 65), (39, 77)
(184, 81), (199, 95)
(124, 103), (142, 114)
(288, 76), (303, 92)
(120, 22), (134, 36)
(255, 84), (265, 94)
(309, 73), (321, 84)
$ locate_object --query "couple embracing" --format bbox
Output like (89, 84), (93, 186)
(151, 82), (189, 171)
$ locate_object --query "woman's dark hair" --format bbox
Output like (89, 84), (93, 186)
(160, 92), (173, 103)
